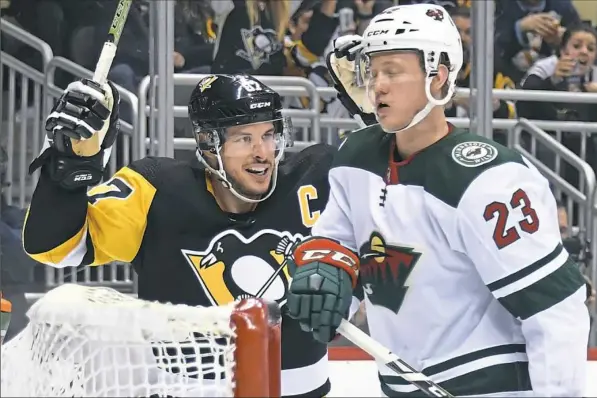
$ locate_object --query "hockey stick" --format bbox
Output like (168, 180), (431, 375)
(255, 237), (298, 299)
(72, 0), (132, 157)
(336, 319), (454, 398)
(93, 0), (133, 86)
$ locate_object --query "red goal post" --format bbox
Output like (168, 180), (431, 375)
(232, 298), (281, 397)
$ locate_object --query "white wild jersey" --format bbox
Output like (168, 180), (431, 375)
(313, 125), (590, 397)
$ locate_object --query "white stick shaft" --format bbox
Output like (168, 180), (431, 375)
(336, 319), (454, 395)
(92, 42), (117, 86)
(337, 319), (398, 364)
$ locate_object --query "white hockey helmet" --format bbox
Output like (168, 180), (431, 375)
(359, 4), (463, 132)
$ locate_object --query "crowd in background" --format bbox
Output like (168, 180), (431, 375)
(1, 0), (597, 341)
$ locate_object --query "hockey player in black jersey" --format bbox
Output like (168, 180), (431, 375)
(23, 74), (333, 397)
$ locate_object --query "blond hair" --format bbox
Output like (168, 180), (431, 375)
(246, 0), (290, 41)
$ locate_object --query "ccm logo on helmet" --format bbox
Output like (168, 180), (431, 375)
(250, 102), (271, 109)
(367, 29), (389, 36)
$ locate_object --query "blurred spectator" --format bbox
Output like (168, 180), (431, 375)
(2, 0), (67, 62)
(101, 0), (215, 94)
(495, 0), (581, 83)
(518, 24), (597, 182)
(284, 0), (392, 145)
(519, 24), (597, 116)
(0, 146), (34, 341)
(336, 0), (393, 36)
(2, 0), (72, 90)
(444, 7), (516, 120)
(283, 0), (340, 113)
(212, 0), (292, 75)
(557, 199), (571, 238)
(555, 200), (595, 307)
(556, 199), (581, 257)
(174, 0), (217, 74)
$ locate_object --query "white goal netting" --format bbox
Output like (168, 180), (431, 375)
(0, 284), (240, 397)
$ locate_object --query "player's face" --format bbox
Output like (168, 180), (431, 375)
(367, 52), (427, 131)
(221, 121), (278, 198)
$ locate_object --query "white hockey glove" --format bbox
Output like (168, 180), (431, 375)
(29, 78), (120, 190)
(326, 35), (376, 125)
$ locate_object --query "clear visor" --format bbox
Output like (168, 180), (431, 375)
(355, 50), (421, 110)
(354, 52), (378, 110)
(194, 117), (293, 160)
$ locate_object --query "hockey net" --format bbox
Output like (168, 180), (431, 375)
(0, 284), (281, 397)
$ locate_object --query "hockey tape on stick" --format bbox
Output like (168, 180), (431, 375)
(92, 0), (132, 85)
(72, 0), (131, 156)
(337, 319), (454, 398)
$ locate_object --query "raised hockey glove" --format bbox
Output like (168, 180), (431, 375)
(326, 34), (377, 126)
(286, 237), (359, 343)
(29, 78), (120, 190)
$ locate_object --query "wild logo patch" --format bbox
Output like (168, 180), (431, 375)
(451, 141), (498, 168)
(359, 232), (422, 313)
(182, 229), (304, 307)
(426, 8), (444, 22)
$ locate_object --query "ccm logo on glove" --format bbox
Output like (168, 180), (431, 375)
(293, 237), (360, 288)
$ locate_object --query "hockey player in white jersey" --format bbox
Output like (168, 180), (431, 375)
(286, 4), (590, 397)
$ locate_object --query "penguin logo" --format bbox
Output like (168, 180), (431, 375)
(182, 229), (304, 306)
(236, 26), (282, 70)
(198, 75), (218, 92)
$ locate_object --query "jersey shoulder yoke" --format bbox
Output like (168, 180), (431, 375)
(414, 130), (528, 208)
(333, 124), (389, 178)
(127, 156), (201, 191)
(275, 143), (335, 199)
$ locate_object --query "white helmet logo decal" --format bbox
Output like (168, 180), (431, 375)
(425, 8), (444, 22)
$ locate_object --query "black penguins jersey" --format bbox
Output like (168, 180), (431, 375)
(23, 144), (335, 397)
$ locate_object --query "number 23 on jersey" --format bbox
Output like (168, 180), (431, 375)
(483, 188), (540, 249)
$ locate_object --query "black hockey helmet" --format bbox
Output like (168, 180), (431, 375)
(187, 74), (293, 203)
(190, 74), (282, 129)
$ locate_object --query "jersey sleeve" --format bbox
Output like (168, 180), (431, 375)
(454, 160), (589, 396)
(23, 160), (157, 267)
(312, 166), (363, 305)
(311, 167), (358, 253)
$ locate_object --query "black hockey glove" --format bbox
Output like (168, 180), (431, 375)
(326, 35), (377, 126)
(29, 78), (121, 190)
(286, 237), (359, 343)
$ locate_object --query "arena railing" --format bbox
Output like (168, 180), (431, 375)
(136, 74), (322, 160)
(514, 119), (597, 346)
(0, 18), (53, 207)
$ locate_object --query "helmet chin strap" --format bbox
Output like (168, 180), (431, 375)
(196, 147), (281, 204)
(380, 74), (453, 134)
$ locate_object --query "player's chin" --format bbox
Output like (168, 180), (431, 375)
(240, 169), (272, 194)
(379, 117), (405, 132)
